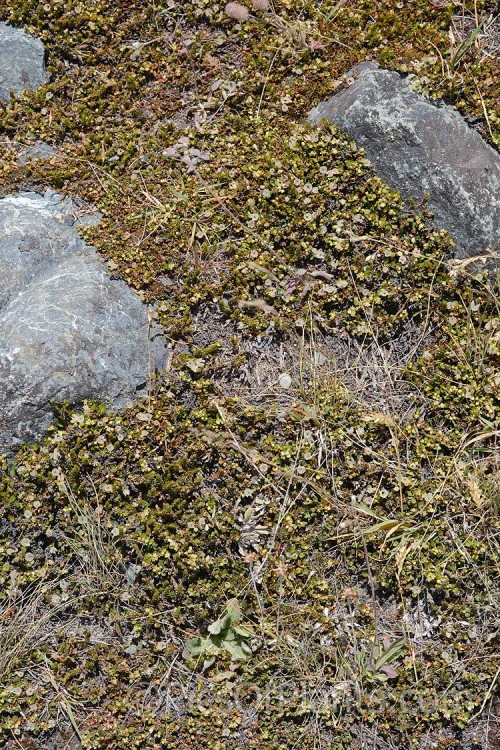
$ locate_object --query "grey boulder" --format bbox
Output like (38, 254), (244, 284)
(0, 22), (45, 100)
(308, 62), (500, 259)
(0, 191), (169, 456)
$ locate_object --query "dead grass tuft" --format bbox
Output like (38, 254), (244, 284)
(0, 580), (71, 684)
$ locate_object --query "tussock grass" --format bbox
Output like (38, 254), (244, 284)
(61, 479), (123, 598)
(0, 580), (71, 684)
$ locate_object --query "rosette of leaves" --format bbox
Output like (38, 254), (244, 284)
(357, 638), (406, 685)
(185, 598), (254, 665)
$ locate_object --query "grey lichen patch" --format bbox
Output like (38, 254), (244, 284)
(0, 22), (45, 101)
(0, 190), (168, 455)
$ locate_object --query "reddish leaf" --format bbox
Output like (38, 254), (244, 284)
(309, 39), (327, 52)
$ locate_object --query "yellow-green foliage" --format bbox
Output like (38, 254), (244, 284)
(0, 1), (498, 749)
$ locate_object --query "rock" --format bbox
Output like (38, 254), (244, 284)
(308, 62), (500, 259)
(278, 373), (292, 389)
(0, 22), (45, 101)
(17, 141), (59, 165)
(0, 190), (169, 456)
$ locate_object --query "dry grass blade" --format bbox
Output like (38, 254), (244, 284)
(61, 479), (122, 596)
(0, 581), (72, 684)
(41, 654), (84, 743)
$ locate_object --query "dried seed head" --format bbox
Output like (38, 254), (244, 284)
(252, 0), (269, 10)
(225, 2), (250, 21)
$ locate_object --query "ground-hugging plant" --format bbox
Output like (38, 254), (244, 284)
(0, 0), (498, 748)
(185, 598), (255, 665)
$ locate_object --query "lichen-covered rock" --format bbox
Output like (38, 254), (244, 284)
(0, 22), (45, 101)
(0, 191), (169, 455)
(308, 62), (500, 259)
(17, 141), (59, 165)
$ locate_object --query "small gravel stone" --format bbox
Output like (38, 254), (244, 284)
(278, 373), (292, 389)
